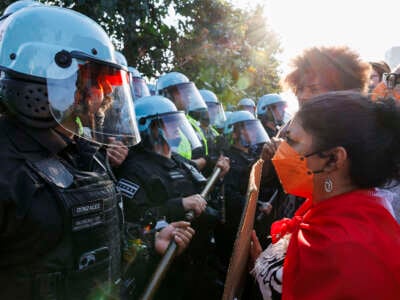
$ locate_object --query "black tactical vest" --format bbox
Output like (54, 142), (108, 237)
(0, 119), (122, 300)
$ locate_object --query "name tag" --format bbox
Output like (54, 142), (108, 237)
(72, 215), (104, 231)
(72, 200), (103, 217)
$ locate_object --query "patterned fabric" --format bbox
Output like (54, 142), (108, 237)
(251, 234), (290, 300)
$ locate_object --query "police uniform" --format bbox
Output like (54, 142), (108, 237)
(215, 146), (256, 267)
(0, 117), (121, 300)
(115, 145), (221, 300)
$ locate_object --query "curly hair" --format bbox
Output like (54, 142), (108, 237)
(283, 46), (371, 94)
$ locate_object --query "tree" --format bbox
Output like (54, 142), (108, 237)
(0, 0), (183, 78)
(0, 0), (282, 105)
(170, 0), (282, 106)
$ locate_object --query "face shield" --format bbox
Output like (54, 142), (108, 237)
(144, 111), (202, 154)
(206, 102), (226, 129)
(163, 82), (206, 113)
(130, 77), (150, 100)
(238, 105), (256, 116)
(261, 102), (291, 127)
(47, 54), (140, 147)
(235, 120), (270, 148)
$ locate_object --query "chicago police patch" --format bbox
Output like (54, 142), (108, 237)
(117, 178), (140, 199)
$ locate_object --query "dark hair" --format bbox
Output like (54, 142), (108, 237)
(283, 46), (371, 94)
(297, 91), (400, 188)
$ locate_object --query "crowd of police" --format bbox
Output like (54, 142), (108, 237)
(0, 1), (298, 300)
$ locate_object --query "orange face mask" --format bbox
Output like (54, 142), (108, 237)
(272, 140), (320, 199)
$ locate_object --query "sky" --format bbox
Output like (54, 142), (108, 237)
(232, 0), (400, 74)
(230, 0), (400, 112)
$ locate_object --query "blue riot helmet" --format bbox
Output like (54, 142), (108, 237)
(224, 110), (270, 148)
(257, 94), (291, 136)
(156, 72), (207, 114)
(1, 0), (42, 20)
(0, 5), (140, 147)
(114, 50), (128, 67)
(199, 89), (226, 130)
(128, 66), (150, 100)
(147, 83), (156, 96)
(135, 96), (202, 157)
(237, 98), (256, 116)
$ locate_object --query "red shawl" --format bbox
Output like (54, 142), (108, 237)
(273, 189), (400, 300)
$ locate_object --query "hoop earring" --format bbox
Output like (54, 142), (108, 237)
(324, 178), (333, 193)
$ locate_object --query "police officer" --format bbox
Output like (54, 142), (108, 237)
(257, 93), (291, 138)
(156, 72), (209, 167)
(237, 97), (257, 116)
(0, 3), (192, 299)
(215, 111), (269, 268)
(115, 95), (230, 299)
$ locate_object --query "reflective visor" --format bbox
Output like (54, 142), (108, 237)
(148, 111), (202, 153)
(206, 102), (226, 129)
(130, 77), (150, 100)
(238, 105), (256, 115)
(264, 102), (291, 126)
(165, 82), (207, 113)
(238, 119), (270, 146)
(47, 58), (140, 146)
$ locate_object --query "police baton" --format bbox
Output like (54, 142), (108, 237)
(140, 167), (222, 300)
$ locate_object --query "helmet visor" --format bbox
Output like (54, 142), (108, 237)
(147, 111), (202, 153)
(47, 58), (140, 147)
(164, 82), (206, 113)
(238, 105), (256, 115)
(264, 102), (291, 127)
(206, 102), (226, 129)
(237, 119), (270, 147)
(130, 77), (150, 100)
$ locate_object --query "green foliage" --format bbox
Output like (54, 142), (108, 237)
(0, 0), (282, 105)
(171, 1), (282, 106)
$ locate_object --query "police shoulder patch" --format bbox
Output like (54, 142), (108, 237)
(117, 178), (140, 199)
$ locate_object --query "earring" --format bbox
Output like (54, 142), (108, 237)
(324, 178), (333, 193)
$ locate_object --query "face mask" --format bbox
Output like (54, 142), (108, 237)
(271, 140), (324, 199)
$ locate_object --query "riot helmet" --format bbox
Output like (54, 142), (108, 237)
(199, 89), (226, 130)
(0, 5), (140, 147)
(237, 98), (256, 116)
(224, 110), (270, 148)
(1, 0), (42, 20)
(128, 66), (150, 100)
(257, 94), (291, 135)
(135, 95), (202, 157)
(114, 50), (128, 67)
(156, 72), (206, 114)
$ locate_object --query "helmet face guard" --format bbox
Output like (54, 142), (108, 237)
(238, 104), (256, 116)
(141, 111), (202, 154)
(47, 53), (140, 147)
(206, 102), (226, 129)
(130, 77), (150, 100)
(161, 82), (206, 113)
(260, 102), (290, 127)
(234, 119), (270, 147)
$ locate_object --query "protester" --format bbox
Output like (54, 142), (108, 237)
(283, 45), (370, 105)
(371, 63), (400, 102)
(251, 91), (400, 300)
(368, 60), (391, 93)
(258, 45), (371, 225)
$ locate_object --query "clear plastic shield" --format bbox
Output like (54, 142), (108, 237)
(47, 58), (140, 146)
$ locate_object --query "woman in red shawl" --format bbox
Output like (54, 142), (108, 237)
(251, 91), (400, 300)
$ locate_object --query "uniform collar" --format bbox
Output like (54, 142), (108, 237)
(4, 117), (69, 155)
